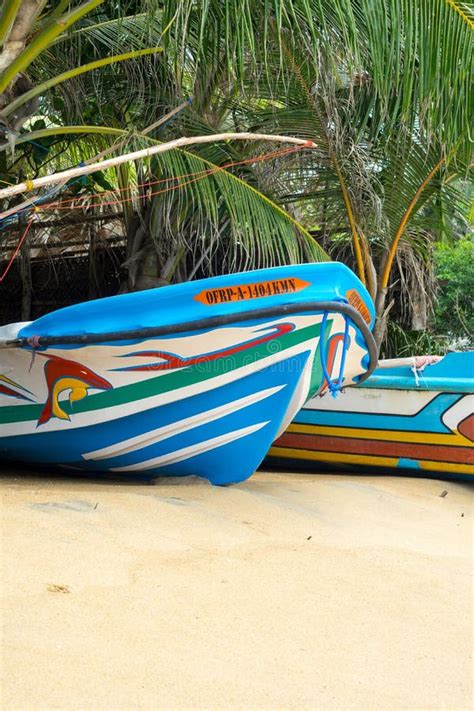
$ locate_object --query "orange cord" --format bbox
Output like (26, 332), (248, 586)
(0, 216), (35, 282)
(0, 143), (314, 270)
(34, 143), (311, 213)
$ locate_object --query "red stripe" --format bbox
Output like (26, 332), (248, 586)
(458, 414), (474, 442)
(276, 432), (474, 465)
(118, 323), (294, 371)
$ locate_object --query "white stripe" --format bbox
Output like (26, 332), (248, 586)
(304, 387), (439, 415)
(2, 337), (318, 437)
(84, 384), (285, 461)
(442, 394), (473, 432)
(273, 347), (316, 440)
(111, 421), (268, 472)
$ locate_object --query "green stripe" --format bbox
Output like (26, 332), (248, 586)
(0, 321), (324, 426)
(307, 318), (331, 399)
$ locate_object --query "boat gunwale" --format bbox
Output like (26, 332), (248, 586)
(2, 300), (377, 384)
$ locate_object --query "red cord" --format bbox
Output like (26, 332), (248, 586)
(35, 144), (309, 213)
(0, 216), (35, 283)
(0, 143), (315, 264)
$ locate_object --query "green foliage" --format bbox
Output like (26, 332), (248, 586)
(380, 321), (449, 360)
(1, 1), (329, 276)
(1, 1), (473, 306)
(434, 238), (474, 343)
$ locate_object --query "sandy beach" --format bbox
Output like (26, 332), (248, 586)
(1, 467), (472, 710)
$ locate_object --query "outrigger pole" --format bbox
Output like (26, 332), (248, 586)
(0, 101), (192, 223)
(0, 133), (315, 205)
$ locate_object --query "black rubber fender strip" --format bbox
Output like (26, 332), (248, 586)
(3, 300), (378, 383)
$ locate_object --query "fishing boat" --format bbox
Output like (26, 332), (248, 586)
(0, 262), (377, 485)
(268, 351), (474, 480)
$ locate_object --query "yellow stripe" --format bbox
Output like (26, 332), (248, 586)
(419, 460), (474, 475)
(287, 423), (472, 448)
(0, 374), (23, 387)
(269, 446), (474, 476)
(269, 445), (399, 468)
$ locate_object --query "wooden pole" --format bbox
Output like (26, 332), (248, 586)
(0, 103), (191, 223)
(0, 133), (315, 205)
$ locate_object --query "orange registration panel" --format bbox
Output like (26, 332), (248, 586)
(346, 288), (371, 324)
(195, 277), (310, 305)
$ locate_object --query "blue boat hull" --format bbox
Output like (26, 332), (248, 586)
(269, 352), (474, 481)
(0, 263), (376, 484)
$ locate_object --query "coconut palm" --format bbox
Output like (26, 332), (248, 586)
(210, 0), (473, 347)
(0, 0), (327, 288)
(0, 1), (472, 351)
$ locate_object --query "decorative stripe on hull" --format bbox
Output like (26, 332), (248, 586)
(112, 421), (268, 472)
(269, 446), (474, 476)
(1, 348), (315, 484)
(84, 385), (284, 461)
(273, 431), (473, 467)
(269, 372), (474, 480)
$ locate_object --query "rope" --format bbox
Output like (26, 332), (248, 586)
(33, 143), (309, 213)
(0, 156), (138, 228)
(0, 169), (89, 229)
(5, 302), (377, 393)
(1, 141), (313, 224)
(319, 311), (351, 397)
(0, 100), (195, 226)
(42, 151), (303, 212)
(0, 216), (35, 282)
(0, 143), (312, 281)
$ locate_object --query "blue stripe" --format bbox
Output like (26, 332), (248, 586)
(1, 350), (311, 485)
(293, 392), (462, 434)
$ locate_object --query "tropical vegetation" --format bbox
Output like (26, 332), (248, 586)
(0, 1), (472, 353)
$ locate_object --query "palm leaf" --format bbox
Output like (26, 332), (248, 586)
(1, 123), (327, 270)
(0, 0), (106, 93)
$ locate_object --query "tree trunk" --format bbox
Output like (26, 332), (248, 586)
(88, 222), (99, 299)
(373, 286), (389, 354)
(411, 285), (428, 330)
(0, 0), (46, 74)
(120, 204), (165, 291)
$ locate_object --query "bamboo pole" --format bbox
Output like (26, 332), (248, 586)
(0, 133), (315, 203)
(0, 102), (191, 222)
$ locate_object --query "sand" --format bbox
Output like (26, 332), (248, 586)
(0, 467), (472, 711)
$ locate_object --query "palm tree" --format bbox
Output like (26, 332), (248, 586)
(209, 0), (473, 347)
(0, 1), (327, 290)
(1, 1), (472, 352)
